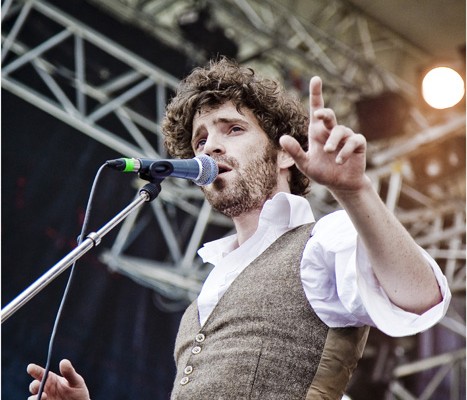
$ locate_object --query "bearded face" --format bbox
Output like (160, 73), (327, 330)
(191, 102), (282, 218)
(201, 142), (279, 218)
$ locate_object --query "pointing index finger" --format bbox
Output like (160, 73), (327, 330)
(309, 76), (324, 119)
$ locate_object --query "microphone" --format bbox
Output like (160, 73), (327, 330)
(106, 155), (218, 186)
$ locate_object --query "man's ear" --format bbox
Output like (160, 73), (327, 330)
(277, 148), (295, 170)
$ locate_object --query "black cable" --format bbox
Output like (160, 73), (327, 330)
(37, 163), (107, 400)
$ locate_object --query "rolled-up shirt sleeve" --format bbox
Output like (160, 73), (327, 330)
(301, 210), (451, 337)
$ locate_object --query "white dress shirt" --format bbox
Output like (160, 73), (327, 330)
(197, 192), (451, 337)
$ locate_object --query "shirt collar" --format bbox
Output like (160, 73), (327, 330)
(198, 192), (315, 264)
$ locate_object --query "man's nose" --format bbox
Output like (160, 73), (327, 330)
(202, 134), (225, 156)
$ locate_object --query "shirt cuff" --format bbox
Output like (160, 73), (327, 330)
(355, 239), (452, 337)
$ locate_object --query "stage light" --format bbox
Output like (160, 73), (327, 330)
(422, 67), (465, 109)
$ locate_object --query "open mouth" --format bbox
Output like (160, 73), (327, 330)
(217, 163), (231, 175)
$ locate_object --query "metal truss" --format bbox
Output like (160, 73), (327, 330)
(90, 0), (438, 126)
(87, 0), (433, 128)
(2, 0), (465, 398)
(387, 349), (466, 400)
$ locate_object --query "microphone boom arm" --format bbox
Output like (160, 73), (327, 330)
(1, 182), (161, 324)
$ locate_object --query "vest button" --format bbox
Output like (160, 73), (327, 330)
(180, 376), (190, 385)
(195, 333), (206, 343)
(192, 346), (202, 354)
(184, 365), (193, 375)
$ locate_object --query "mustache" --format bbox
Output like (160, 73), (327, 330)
(211, 155), (239, 169)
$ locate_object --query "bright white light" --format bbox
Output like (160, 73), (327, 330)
(422, 67), (465, 109)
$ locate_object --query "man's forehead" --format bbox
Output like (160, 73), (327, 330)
(193, 101), (255, 122)
(195, 101), (244, 117)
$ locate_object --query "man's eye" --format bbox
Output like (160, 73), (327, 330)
(231, 126), (243, 133)
(196, 139), (207, 149)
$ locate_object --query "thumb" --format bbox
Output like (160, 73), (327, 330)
(59, 359), (83, 387)
(27, 363), (45, 380)
(279, 135), (307, 165)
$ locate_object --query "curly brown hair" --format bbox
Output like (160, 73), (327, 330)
(162, 58), (310, 196)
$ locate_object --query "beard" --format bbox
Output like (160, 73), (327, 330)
(201, 144), (279, 218)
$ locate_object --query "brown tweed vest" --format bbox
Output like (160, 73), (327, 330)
(171, 223), (369, 400)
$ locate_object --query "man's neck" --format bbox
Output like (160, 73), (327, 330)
(231, 207), (263, 248)
(230, 181), (291, 248)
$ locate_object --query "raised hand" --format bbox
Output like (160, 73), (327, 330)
(280, 77), (444, 315)
(280, 76), (368, 194)
(27, 359), (90, 400)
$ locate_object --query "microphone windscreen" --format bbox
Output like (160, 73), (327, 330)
(195, 155), (218, 186)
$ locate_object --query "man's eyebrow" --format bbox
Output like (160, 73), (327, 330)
(216, 116), (247, 125)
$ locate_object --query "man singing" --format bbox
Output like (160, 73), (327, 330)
(28, 58), (450, 400)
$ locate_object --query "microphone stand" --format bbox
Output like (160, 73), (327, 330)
(1, 181), (162, 324)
